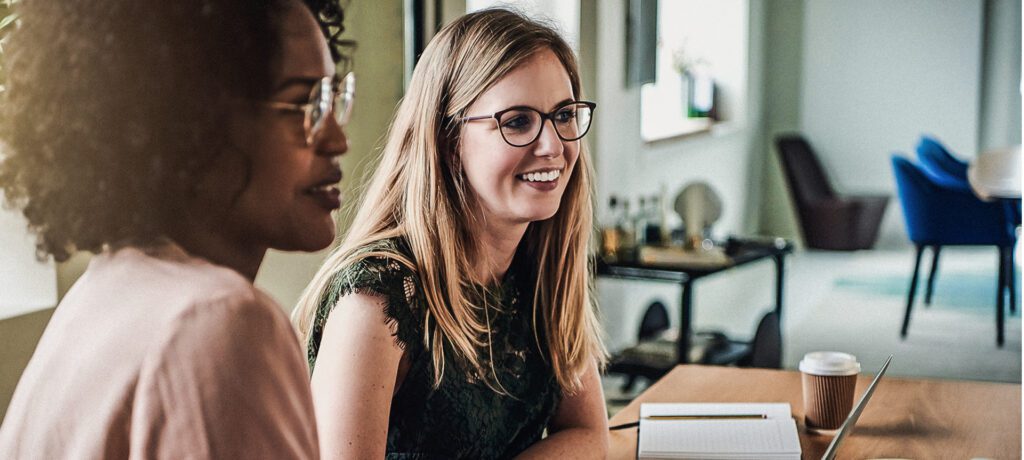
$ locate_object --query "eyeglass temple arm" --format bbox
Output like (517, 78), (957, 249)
(461, 115), (497, 122)
(263, 101), (308, 112)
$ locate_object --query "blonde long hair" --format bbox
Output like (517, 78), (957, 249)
(293, 8), (605, 393)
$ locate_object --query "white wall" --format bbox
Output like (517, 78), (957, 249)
(594, 1), (763, 240)
(798, 0), (985, 248)
(0, 202), (57, 320)
(593, 1), (771, 351)
(466, 0), (580, 49)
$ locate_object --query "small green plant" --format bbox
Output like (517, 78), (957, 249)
(669, 40), (706, 77)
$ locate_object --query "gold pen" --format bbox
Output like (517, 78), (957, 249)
(608, 414), (768, 431)
(644, 414), (768, 420)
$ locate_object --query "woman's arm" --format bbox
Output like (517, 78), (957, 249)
(515, 360), (610, 459)
(310, 292), (405, 459)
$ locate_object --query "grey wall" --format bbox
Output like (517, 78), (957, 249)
(979, 0), (1023, 151)
(255, 0), (406, 310)
(799, 0), (984, 248)
(757, 0), (805, 246)
(757, 0), (1019, 248)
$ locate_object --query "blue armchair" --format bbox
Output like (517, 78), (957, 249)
(914, 137), (1020, 312)
(891, 155), (1017, 346)
(916, 136), (969, 185)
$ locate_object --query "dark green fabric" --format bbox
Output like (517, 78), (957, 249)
(307, 238), (562, 459)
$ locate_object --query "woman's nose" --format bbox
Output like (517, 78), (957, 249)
(532, 119), (564, 158)
(314, 116), (348, 158)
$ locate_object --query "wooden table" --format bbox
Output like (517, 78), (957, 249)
(608, 365), (1021, 459)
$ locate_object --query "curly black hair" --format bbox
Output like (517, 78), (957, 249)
(305, 0), (355, 67)
(0, 0), (350, 262)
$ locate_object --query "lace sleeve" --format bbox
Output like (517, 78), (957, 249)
(307, 249), (423, 371)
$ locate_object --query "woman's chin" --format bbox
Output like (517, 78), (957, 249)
(517, 206), (560, 223)
(278, 224), (336, 253)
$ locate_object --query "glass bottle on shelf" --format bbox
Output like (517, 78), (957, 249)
(635, 197), (650, 247)
(600, 196), (621, 261)
(659, 185), (671, 245)
(618, 199), (636, 259)
(645, 195), (663, 245)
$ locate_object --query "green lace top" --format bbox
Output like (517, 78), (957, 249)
(307, 238), (562, 460)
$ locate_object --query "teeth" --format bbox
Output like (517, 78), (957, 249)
(519, 170), (561, 182)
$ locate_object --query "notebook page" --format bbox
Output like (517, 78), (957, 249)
(639, 419), (801, 455)
(638, 403), (801, 459)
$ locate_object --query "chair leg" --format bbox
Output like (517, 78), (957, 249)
(1008, 246), (1017, 315)
(621, 374), (637, 393)
(997, 246), (1007, 347)
(925, 245), (941, 306)
(902, 245), (925, 339)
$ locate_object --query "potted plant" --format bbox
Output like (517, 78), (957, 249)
(670, 42), (714, 119)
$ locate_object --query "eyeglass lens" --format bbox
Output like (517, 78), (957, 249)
(497, 102), (593, 147)
(306, 73), (355, 141)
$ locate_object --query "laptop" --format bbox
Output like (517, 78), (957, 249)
(821, 354), (894, 460)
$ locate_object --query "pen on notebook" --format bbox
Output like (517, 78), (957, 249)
(608, 414), (767, 430)
(646, 414), (767, 420)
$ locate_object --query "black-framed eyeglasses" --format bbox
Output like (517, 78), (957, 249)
(263, 72), (355, 145)
(460, 100), (596, 147)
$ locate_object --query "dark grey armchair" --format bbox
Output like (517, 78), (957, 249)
(775, 134), (889, 251)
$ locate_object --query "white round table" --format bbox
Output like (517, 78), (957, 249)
(968, 145), (1022, 200)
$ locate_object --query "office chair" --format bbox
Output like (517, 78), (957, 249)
(607, 301), (672, 392)
(699, 311), (781, 369)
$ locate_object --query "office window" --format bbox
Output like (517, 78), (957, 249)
(640, 0), (748, 142)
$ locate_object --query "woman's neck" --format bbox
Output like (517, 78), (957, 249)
(473, 220), (528, 285)
(168, 219), (266, 282)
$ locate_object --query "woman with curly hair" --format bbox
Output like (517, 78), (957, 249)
(0, 0), (351, 457)
(292, 8), (609, 458)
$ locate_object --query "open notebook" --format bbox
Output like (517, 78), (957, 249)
(637, 403), (801, 460)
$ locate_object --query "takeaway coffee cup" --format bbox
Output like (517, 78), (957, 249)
(799, 351), (860, 431)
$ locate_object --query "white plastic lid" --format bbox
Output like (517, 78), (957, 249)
(799, 351), (861, 376)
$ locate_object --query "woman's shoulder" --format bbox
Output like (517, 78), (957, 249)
(325, 237), (418, 301)
(312, 237), (423, 355)
(169, 288), (293, 352)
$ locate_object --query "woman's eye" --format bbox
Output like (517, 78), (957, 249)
(502, 114), (533, 131)
(554, 109), (577, 123)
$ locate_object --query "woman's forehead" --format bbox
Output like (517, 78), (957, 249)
(471, 50), (574, 112)
(275, 1), (334, 83)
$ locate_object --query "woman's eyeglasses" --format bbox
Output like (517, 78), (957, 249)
(263, 72), (355, 145)
(461, 100), (596, 148)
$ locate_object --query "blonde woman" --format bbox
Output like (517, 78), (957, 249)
(293, 8), (608, 459)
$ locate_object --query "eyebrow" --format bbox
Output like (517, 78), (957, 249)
(506, 98), (578, 113)
(551, 98), (575, 110)
(541, 98), (577, 112)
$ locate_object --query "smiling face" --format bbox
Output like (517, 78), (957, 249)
(213, 0), (348, 253)
(458, 48), (579, 228)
